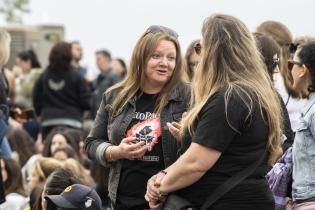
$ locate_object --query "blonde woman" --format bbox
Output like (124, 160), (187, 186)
(85, 25), (190, 209)
(145, 14), (283, 210)
(27, 157), (62, 193)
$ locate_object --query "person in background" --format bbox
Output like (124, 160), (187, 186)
(33, 42), (91, 139)
(40, 168), (79, 210)
(45, 184), (102, 210)
(256, 21), (306, 133)
(111, 58), (127, 79)
(254, 32), (294, 152)
(146, 14), (282, 210)
(90, 49), (121, 119)
(27, 157), (62, 194)
(14, 49), (42, 109)
(0, 157), (27, 209)
(289, 43), (315, 210)
(71, 41), (88, 80)
(7, 127), (36, 167)
(183, 39), (200, 82)
(85, 25), (190, 210)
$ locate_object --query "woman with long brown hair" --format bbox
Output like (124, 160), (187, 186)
(146, 14), (283, 210)
(85, 25), (190, 210)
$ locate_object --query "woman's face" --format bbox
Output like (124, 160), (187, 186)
(188, 51), (200, 73)
(0, 159), (8, 183)
(291, 52), (311, 95)
(111, 59), (125, 76)
(16, 57), (31, 73)
(143, 39), (176, 93)
(51, 134), (68, 155)
(27, 169), (41, 192)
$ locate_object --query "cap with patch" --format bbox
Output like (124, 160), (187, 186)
(45, 184), (102, 210)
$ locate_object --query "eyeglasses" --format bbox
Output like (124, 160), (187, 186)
(288, 60), (303, 71)
(194, 43), (202, 55)
(286, 43), (299, 54)
(146, 25), (179, 39)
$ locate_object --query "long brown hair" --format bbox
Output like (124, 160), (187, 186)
(182, 14), (283, 165)
(256, 21), (295, 96)
(1, 157), (26, 196)
(108, 26), (183, 116)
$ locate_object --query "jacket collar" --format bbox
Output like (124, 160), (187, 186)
(127, 85), (184, 107)
(302, 92), (315, 116)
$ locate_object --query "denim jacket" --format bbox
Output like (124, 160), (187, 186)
(292, 93), (315, 202)
(85, 83), (190, 203)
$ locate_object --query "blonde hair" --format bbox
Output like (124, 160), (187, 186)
(256, 21), (295, 96)
(33, 157), (63, 183)
(182, 14), (283, 165)
(0, 29), (11, 67)
(63, 158), (94, 186)
(108, 27), (183, 116)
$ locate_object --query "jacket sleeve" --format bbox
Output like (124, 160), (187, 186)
(84, 92), (113, 167)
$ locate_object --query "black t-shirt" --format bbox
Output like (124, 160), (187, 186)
(177, 89), (274, 209)
(117, 93), (165, 208)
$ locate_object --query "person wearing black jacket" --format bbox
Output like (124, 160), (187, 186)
(33, 42), (91, 139)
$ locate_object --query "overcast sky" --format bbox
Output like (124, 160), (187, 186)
(1, 0), (315, 77)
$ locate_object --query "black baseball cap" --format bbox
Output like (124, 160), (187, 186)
(45, 184), (102, 210)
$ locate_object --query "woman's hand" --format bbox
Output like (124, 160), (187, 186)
(145, 172), (167, 202)
(116, 137), (148, 160)
(167, 121), (182, 141)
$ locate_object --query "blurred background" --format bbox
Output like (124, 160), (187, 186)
(1, 0), (314, 79)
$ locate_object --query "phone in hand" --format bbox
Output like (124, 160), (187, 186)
(10, 108), (36, 120)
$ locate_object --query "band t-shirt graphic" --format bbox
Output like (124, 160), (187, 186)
(126, 116), (161, 152)
(117, 92), (165, 208)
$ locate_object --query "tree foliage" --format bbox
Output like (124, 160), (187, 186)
(0, 0), (30, 23)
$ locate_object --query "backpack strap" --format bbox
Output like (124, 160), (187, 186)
(200, 149), (267, 210)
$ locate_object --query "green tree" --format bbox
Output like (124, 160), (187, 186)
(0, 0), (30, 23)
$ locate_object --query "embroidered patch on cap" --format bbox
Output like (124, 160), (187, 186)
(64, 186), (72, 192)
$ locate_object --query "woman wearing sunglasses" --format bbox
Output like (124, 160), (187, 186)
(85, 25), (190, 210)
(286, 43), (315, 210)
(254, 32), (294, 152)
(145, 14), (282, 210)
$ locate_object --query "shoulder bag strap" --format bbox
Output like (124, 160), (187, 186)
(200, 149), (267, 210)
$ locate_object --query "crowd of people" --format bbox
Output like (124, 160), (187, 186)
(0, 13), (315, 210)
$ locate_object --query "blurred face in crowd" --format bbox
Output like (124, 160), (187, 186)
(188, 50), (200, 73)
(143, 39), (176, 92)
(0, 159), (8, 182)
(96, 53), (111, 72)
(53, 150), (68, 161)
(51, 134), (68, 155)
(111, 59), (125, 76)
(290, 50), (311, 94)
(71, 43), (83, 62)
(27, 170), (40, 192)
(16, 57), (32, 73)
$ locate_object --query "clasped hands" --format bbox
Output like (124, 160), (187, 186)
(145, 171), (168, 210)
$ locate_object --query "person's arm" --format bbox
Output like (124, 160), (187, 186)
(85, 92), (148, 167)
(159, 143), (221, 193)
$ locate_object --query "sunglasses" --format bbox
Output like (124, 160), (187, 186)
(146, 25), (179, 39)
(194, 43), (202, 55)
(288, 60), (303, 71)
